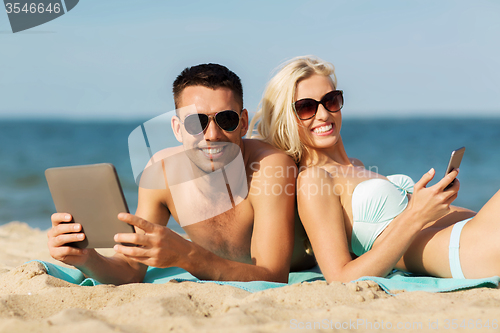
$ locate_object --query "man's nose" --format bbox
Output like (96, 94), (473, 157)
(203, 118), (222, 141)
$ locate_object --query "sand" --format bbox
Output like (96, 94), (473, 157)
(1, 221), (499, 333)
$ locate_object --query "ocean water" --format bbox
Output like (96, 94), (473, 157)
(0, 118), (499, 232)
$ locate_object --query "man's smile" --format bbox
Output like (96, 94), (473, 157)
(199, 144), (226, 159)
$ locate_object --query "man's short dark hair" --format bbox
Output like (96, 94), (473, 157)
(173, 63), (243, 110)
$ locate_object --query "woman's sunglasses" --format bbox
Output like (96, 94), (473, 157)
(181, 110), (241, 135)
(293, 90), (344, 120)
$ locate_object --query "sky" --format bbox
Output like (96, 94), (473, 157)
(1, 0), (499, 120)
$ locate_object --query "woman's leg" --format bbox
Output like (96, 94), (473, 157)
(396, 189), (500, 278)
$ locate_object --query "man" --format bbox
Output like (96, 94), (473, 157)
(47, 64), (309, 284)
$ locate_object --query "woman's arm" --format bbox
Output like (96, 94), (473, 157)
(297, 167), (459, 283)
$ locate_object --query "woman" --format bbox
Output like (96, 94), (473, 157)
(250, 55), (500, 283)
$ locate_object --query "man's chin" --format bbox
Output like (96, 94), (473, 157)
(184, 143), (241, 174)
(194, 159), (229, 173)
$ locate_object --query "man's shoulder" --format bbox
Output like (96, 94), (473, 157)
(150, 146), (184, 163)
(243, 139), (297, 188)
(139, 146), (184, 193)
(243, 138), (295, 168)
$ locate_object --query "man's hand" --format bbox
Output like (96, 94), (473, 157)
(113, 213), (189, 268)
(47, 213), (92, 267)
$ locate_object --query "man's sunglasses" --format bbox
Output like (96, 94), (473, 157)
(181, 110), (241, 135)
(293, 90), (344, 120)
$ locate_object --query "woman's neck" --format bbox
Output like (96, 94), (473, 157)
(300, 137), (351, 168)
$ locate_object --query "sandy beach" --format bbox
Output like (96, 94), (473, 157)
(1, 221), (500, 333)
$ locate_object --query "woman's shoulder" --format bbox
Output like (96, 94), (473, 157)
(296, 166), (341, 201)
(349, 157), (364, 168)
(298, 158), (364, 179)
(297, 165), (335, 182)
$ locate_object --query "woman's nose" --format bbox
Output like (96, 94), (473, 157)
(314, 104), (330, 121)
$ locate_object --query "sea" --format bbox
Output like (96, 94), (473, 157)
(1, 118), (499, 232)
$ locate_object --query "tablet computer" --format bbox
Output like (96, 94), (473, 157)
(45, 163), (135, 248)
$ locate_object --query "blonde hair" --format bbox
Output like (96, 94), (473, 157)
(249, 55), (337, 163)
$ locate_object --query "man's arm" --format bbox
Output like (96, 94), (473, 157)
(83, 185), (173, 284)
(184, 152), (296, 282)
(48, 213), (148, 285)
(114, 152), (297, 283)
(47, 183), (172, 285)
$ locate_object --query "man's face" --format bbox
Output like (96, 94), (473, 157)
(171, 86), (248, 173)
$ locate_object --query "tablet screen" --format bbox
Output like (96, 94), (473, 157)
(45, 163), (134, 248)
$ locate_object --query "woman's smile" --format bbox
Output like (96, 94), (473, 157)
(311, 122), (334, 136)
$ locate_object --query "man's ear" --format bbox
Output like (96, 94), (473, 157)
(240, 109), (249, 137)
(171, 115), (183, 143)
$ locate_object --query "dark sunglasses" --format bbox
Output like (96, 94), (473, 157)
(293, 90), (344, 120)
(181, 110), (241, 135)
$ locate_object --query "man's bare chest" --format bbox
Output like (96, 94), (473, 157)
(182, 199), (254, 263)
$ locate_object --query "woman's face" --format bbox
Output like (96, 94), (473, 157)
(294, 74), (342, 150)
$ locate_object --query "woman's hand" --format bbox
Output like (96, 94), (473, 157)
(406, 168), (460, 226)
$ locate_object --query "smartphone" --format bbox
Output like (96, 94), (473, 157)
(444, 147), (465, 190)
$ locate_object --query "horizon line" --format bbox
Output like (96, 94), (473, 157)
(1, 114), (500, 123)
